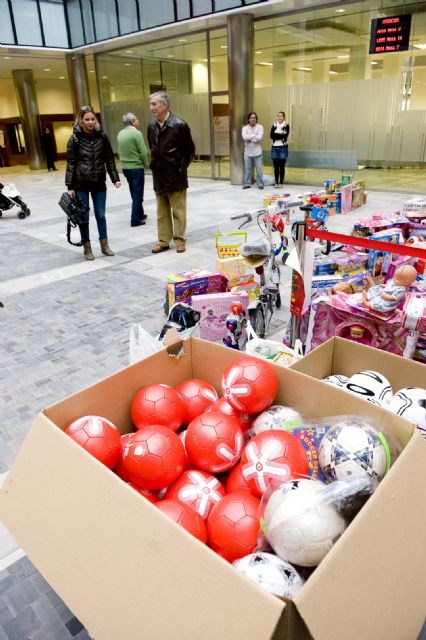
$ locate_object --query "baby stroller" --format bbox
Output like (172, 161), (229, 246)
(0, 182), (31, 219)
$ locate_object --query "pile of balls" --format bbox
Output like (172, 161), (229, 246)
(323, 370), (426, 438)
(64, 356), (392, 599)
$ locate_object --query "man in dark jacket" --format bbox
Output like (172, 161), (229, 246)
(147, 92), (195, 254)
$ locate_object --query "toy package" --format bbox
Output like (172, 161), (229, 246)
(230, 279), (261, 303)
(215, 232), (247, 259)
(191, 291), (249, 343)
(166, 269), (228, 314)
(216, 256), (250, 287)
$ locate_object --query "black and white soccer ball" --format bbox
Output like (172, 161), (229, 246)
(322, 374), (349, 388)
(345, 370), (393, 405)
(318, 419), (390, 485)
(388, 387), (426, 438)
(233, 552), (304, 598)
(263, 479), (346, 567)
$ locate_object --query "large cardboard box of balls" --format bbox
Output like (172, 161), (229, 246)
(1, 337), (426, 640)
(289, 336), (426, 397)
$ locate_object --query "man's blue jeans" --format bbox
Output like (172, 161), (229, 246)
(122, 168), (145, 225)
(77, 190), (107, 242)
(243, 154), (264, 187)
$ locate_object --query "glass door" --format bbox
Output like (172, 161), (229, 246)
(210, 92), (229, 179)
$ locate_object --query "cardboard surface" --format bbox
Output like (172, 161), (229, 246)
(0, 337), (424, 640)
(290, 336), (426, 393)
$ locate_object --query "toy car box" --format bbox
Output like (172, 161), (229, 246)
(290, 336), (426, 397)
(1, 338), (426, 640)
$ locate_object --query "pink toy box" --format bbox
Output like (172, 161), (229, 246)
(192, 291), (249, 343)
(305, 294), (419, 358)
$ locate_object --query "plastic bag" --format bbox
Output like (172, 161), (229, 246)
(129, 324), (163, 365)
(245, 321), (303, 366)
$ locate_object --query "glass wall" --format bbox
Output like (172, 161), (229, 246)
(252, 0), (426, 173)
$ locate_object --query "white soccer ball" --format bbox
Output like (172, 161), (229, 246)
(263, 479), (347, 567)
(233, 552), (304, 598)
(318, 419), (390, 485)
(388, 387), (426, 438)
(323, 374), (349, 388)
(345, 370), (393, 404)
(251, 405), (305, 437)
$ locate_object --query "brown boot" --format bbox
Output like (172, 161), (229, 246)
(83, 241), (95, 261)
(100, 239), (114, 256)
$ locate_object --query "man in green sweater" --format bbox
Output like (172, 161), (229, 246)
(117, 113), (149, 227)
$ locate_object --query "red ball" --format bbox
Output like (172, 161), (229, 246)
(175, 378), (219, 424)
(65, 415), (121, 469)
(177, 428), (190, 469)
(207, 397), (253, 432)
(185, 410), (243, 473)
(127, 483), (159, 503)
(157, 499), (207, 543)
(121, 425), (186, 490)
(225, 462), (253, 495)
(240, 430), (309, 497)
(207, 491), (260, 562)
(221, 356), (278, 414)
(165, 469), (225, 519)
(131, 384), (185, 432)
(114, 433), (135, 481)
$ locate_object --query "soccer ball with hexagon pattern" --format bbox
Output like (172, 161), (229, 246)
(207, 491), (261, 562)
(185, 410), (244, 473)
(120, 424), (186, 490)
(65, 415), (121, 469)
(233, 552), (304, 598)
(318, 419), (390, 486)
(175, 378), (218, 425)
(165, 468), (225, 519)
(388, 387), (426, 438)
(221, 356), (278, 414)
(250, 405), (305, 437)
(131, 384), (185, 431)
(263, 478), (347, 567)
(157, 499), (207, 543)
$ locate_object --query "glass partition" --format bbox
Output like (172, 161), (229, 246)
(252, 0), (426, 188)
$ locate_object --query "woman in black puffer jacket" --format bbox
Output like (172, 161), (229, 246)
(66, 106), (121, 260)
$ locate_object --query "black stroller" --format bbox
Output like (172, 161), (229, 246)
(0, 182), (30, 219)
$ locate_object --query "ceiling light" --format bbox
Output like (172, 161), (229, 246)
(295, 66), (312, 72)
(371, 61), (378, 65)
(4, 56), (10, 59)
(125, 50), (133, 53)
(201, 58), (208, 62)
(413, 43), (426, 50)
(44, 68), (50, 71)
(329, 70), (338, 75)
(167, 54), (175, 58)
(255, 50), (262, 54)
(59, 76), (65, 79)
(337, 55), (349, 59)
(220, 45), (227, 49)
(125, 63), (131, 66)
(102, 76), (108, 79)
(335, 8), (345, 12)
(89, 70), (95, 73)
(178, 39), (187, 43)
(259, 62), (273, 67)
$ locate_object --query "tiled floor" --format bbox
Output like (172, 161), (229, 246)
(0, 163), (424, 639)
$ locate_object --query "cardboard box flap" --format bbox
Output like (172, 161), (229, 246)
(295, 432), (426, 640)
(0, 414), (286, 640)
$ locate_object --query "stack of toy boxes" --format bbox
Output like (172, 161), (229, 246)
(166, 269), (228, 314)
(311, 250), (370, 294)
(215, 231), (260, 302)
(367, 228), (404, 280)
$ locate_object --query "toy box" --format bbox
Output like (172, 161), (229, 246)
(191, 291), (249, 343)
(1, 338), (425, 640)
(166, 270), (228, 314)
(230, 279), (261, 303)
(216, 256), (249, 287)
(215, 231), (247, 258)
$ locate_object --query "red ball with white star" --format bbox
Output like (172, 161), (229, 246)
(175, 378), (219, 424)
(165, 469), (225, 519)
(221, 356), (278, 414)
(65, 415), (121, 469)
(240, 430), (309, 497)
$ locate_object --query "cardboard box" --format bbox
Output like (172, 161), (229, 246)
(290, 336), (426, 395)
(1, 338), (426, 640)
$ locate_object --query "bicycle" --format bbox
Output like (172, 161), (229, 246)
(291, 203), (332, 255)
(231, 198), (302, 338)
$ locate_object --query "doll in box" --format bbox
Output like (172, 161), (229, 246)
(361, 264), (417, 313)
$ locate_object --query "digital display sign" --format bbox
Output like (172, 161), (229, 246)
(369, 15), (411, 54)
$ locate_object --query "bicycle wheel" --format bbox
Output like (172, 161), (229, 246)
(249, 306), (266, 339)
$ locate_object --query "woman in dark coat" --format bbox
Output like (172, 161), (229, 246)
(65, 106), (121, 260)
(42, 127), (57, 171)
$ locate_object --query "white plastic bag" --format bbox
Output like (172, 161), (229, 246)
(245, 321), (303, 366)
(129, 324), (163, 365)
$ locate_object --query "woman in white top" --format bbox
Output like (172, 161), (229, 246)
(241, 112), (264, 189)
(270, 111), (290, 187)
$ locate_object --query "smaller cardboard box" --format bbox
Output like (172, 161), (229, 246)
(289, 336), (426, 395)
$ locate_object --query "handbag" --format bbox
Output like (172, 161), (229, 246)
(58, 192), (89, 246)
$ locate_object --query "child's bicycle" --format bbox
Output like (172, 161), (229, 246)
(231, 198), (302, 338)
(290, 203), (332, 255)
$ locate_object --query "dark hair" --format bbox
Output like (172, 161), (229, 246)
(247, 112), (258, 123)
(277, 111), (285, 119)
